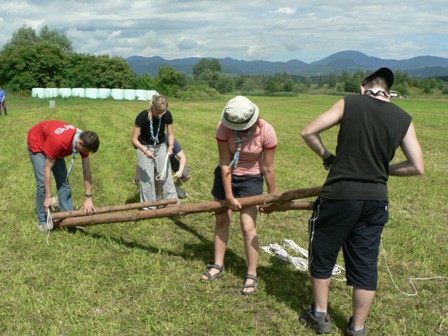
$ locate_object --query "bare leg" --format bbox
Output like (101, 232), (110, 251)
(201, 208), (232, 280)
(240, 206), (259, 293)
(312, 277), (332, 312)
(352, 287), (375, 330)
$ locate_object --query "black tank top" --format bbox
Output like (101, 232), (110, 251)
(321, 94), (412, 200)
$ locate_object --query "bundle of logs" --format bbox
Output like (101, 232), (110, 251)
(52, 186), (321, 229)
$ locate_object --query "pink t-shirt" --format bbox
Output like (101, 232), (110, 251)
(27, 120), (88, 159)
(216, 119), (277, 175)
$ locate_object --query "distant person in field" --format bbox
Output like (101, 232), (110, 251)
(300, 67), (424, 335)
(0, 85), (7, 115)
(201, 96), (277, 296)
(27, 120), (100, 233)
(131, 94), (178, 208)
(133, 137), (191, 199)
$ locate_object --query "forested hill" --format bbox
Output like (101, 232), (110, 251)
(127, 50), (448, 78)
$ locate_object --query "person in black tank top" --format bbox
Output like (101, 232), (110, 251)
(299, 67), (424, 335)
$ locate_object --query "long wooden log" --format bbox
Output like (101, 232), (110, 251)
(52, 199), (178, 220)
(55, 186), (321, 228)
(265, 201), (314, 212)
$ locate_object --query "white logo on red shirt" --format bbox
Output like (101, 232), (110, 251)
(54, 125), (75, 135)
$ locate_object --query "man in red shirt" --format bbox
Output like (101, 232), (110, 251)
(27, 120), (100, 233)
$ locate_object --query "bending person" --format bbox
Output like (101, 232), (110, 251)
(201, 96), (277, 296)
(131, 95), (177, 208)
(27, 120), (100, 233)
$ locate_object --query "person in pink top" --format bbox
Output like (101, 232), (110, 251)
(27, 120), (100, 233)
(201, 96), (277, 295)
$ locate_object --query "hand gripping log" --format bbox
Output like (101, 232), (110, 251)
(54, 186), (321, 229)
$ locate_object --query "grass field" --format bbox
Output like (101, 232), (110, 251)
(0, 94), (446, 335)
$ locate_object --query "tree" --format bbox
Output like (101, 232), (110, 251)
(39, 26), (74, 54)
(156, 66), (185, 96)
(344, 81), (359, 93)
(135, 74), (157, 90)
(328, 74), (337, 88)
(193, 58), (221, 80)
(0, 25), (75, 90)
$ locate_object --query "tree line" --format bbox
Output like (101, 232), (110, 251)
(1, 26), (447, 98)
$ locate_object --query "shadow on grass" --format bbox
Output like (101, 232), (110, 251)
(82, 215), (348, 333)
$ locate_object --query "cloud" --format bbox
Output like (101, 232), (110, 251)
(177, 38), (198, 50)
(273, 7), (296, 15)
(0, 1), (447, 63)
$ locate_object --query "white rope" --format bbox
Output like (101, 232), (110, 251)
(261, 239), (346, 279)
(45, 208), (54, 245)
(174, 175), (202, 201)
(381, 240), (446, 296)
(155, 153), (170, 181)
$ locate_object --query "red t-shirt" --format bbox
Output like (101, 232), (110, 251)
(216, 119), (277, 175)
(27, 120), (88, 159)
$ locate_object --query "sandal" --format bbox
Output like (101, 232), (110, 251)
(201, 263), (224, 282)
(241, 274), (258, 295)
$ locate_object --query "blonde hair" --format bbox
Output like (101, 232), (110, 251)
(147, 94), (168, 120)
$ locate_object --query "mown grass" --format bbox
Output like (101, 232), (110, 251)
(0, 94), (446, 335)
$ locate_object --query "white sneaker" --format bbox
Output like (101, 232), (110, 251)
(38, 223), (49, 234)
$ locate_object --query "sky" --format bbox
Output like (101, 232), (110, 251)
(1, 0), (447, 63)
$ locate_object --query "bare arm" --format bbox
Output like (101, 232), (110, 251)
(389, 122), (424, 176)
(218, 140), (241, 210)
(132, 125), (154, 158)
(262, 148), (276, 194)
(301, 99), (344, 159)
(166, 124), (174, 155)
(43, 157), (56, 212)
(81, 157), (95, 213)
(174, 150), (187, 179)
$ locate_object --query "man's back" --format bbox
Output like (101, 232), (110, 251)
(321, 94), (412, 201)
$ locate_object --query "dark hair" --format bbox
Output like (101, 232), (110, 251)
(363, 77), (390, 92)
(79, 131), (100, 153)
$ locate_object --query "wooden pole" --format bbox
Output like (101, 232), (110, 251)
(52, 199), (177, 220)
(264, 201), (314, 212)
(55, 186), (321, 228)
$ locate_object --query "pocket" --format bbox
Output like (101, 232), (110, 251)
(366, 201), (389, 225)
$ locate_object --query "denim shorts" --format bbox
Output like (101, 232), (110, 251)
(308, 197), (389, 290)
(211, 166), (263, 200)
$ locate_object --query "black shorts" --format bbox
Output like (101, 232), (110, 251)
(308, 197), (388, 290)
(211, 166), (263, 200)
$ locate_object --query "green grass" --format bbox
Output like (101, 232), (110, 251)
(0, 94), (446, 335)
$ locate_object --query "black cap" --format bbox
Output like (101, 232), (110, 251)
(362, 67), (394, 89)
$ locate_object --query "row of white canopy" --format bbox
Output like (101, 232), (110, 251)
(31, 88), (159, 101)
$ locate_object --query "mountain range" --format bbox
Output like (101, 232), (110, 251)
(126, 50), (448, 78)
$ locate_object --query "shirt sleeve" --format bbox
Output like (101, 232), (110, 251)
(172, 138), (182, 155)
(165, 110), (174, 124)
(216, 122), (228, 142)
(262, 122), (277, 150)
(135, 111), (145, 127)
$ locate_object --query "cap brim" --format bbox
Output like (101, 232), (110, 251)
(363, 67), (394, 88)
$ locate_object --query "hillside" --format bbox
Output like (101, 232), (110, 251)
(127, 51), (448, 78)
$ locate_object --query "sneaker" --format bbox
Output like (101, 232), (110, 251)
(38, 223), (50, 234)
(300, 305), (331, 334)
(175, 184), (186, 199)
(346, 317), (368, 336)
